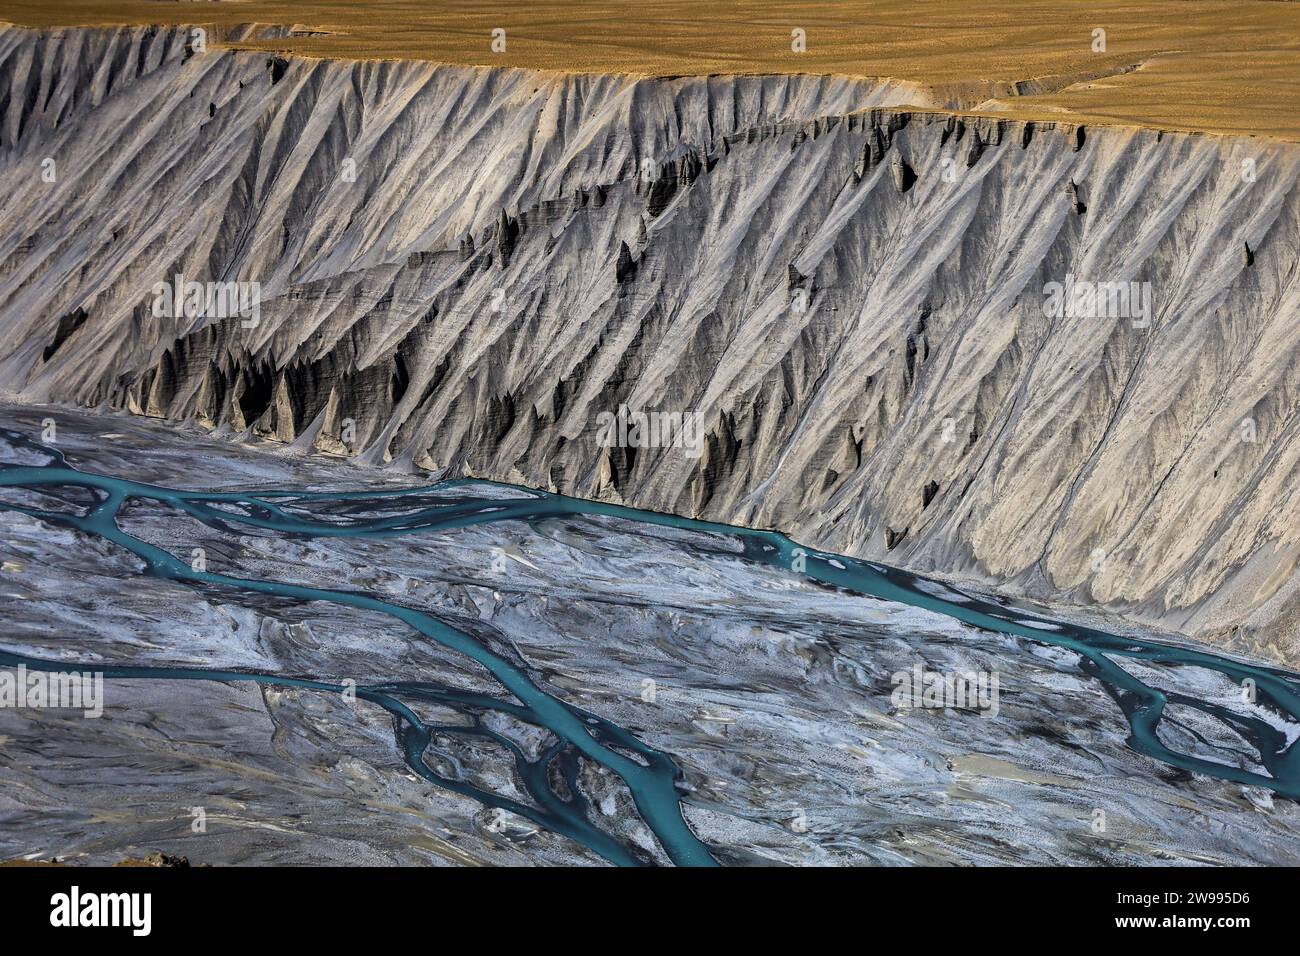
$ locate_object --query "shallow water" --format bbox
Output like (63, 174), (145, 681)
(1, 425), (1298, 865)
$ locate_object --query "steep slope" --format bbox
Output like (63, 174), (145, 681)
(2, 25), (1300, 660)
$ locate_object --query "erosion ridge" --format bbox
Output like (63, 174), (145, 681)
(2, 24), (1300, 662)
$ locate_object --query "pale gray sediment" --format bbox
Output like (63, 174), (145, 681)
(2, 404), (1299, 866)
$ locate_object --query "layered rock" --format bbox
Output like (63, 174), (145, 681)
(2, 24), (1299, 659)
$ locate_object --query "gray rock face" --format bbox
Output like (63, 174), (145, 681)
(2, 25), (1299, 660)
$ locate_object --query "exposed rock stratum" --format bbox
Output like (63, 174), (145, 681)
(2, 25), (1299, 660)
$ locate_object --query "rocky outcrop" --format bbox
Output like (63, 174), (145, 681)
(2, 25), (1300, 659)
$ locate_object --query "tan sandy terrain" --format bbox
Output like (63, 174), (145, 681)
(1, 0), (1298, 140)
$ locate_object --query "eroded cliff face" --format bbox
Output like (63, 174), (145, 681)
(2, 25), (1299, 658)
